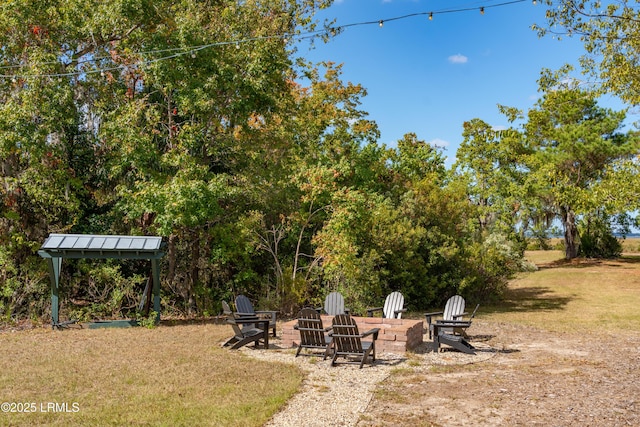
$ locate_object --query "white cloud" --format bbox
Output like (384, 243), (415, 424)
(448, 54), (468, 64)
(428, 138), (449, 149)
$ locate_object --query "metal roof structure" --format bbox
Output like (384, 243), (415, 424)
(39, 234), (165, 259)
(38, 233), (166, 328)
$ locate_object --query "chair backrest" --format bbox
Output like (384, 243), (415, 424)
(443, 295), (465, 321)
(383, 291), (405, 319)
(324, 292), (346, 316)
(469, 303), (480, 320)
(297, 308), (327, 347)
(235, 295), (255, 315)
(221, 300), (233, 316)
(331, 314), (363, 353)
(226, 317), (244, 336)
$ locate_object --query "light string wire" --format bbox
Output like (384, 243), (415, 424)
(0, 0), (528, 80)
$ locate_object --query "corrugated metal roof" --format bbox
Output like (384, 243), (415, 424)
(39, 234), (165, 259)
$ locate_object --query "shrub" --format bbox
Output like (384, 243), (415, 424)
(578, 214), (622, 259)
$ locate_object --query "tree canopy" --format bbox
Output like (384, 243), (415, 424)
(2, 0), (638, 324)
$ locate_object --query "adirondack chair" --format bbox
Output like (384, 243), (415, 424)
(221, 300), (259, 347)
(223, 317), (270, 350)
(366, 291), (406, 319)
(425, 295), (477, 339)
(431, 320), (476, 354)
(234, 295), (277, 337)
(317, 291), (350, 316)
(330, 314), (380, 368)
(294, 308), (333, 359)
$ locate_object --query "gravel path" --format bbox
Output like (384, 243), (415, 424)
(240, 321), (640, 426)
(239, 332), (497, 426)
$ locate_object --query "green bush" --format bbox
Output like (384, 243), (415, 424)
(578, 214), (622, 259)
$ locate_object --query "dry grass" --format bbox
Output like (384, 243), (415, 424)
(3, 246), (640, 426)
(482, 249), (640, 333)
(0, 322), (303, 426)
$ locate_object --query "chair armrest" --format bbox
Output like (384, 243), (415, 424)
(393, 308), (407, 318)
(425, 311), (444, 317)
(233, 313), (259, 320)
(425, 311), (443, 325)
(255, 310), (277, 321)
(233, 318), (270, 327)
(361, 328), (380, 340)
(435, 320), (472, 327)
(366, 307), (383, 317)
(235, 311), (258, 317)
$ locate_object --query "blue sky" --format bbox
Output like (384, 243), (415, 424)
(298, 0), (629, 165)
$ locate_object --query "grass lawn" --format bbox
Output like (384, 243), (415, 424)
(481, 249), (640, 334)
(0, 322), (303, 426)
(2, 247), (639, 425)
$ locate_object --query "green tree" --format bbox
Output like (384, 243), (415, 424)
(0, 0), (334, 320)
(537, 1), (640, 230)
(522, 74), (638, 259)
(537, 1), (640, 106)
(453, 118), (527, 238)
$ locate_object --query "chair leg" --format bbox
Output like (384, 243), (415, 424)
(323, 342), (333, 360)
(330, 351), (339, 367)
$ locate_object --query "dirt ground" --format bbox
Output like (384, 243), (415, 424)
(357, 320), (640, 426)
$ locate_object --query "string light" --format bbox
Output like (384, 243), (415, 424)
(0, 0), (529, 80)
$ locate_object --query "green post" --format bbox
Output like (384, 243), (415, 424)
(46, 257), (62, 327)
(151, 258), (161, 323)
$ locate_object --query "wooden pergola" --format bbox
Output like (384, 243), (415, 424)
(38, 233), (166, 328)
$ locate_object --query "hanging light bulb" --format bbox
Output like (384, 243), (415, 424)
(532, 0), (536, 4)
(191, 51), (196, 58)
(429, 12), (433, 20)
(480, 7), (485, 14)
(379, 20), (383, 27)
(235, 42), (240, 49)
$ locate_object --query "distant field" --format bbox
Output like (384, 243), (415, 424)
(621, 236), (640, 253)
(538, 237), (640, 253)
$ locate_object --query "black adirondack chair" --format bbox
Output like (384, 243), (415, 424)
(235, 294), (277, 337)
(294, 308), (333, 359)
(426, 295), (478, 339)
(223, 317), (270, 350)
(431, 320), (476, 354)
(330, 314), (380, 368)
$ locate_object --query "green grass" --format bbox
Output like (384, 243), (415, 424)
(0, 323), (303, 426)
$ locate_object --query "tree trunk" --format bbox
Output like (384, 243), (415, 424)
(167, 234), (177, 286)
(188, 228), (200, 315)
(563, 207), (579, 260)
